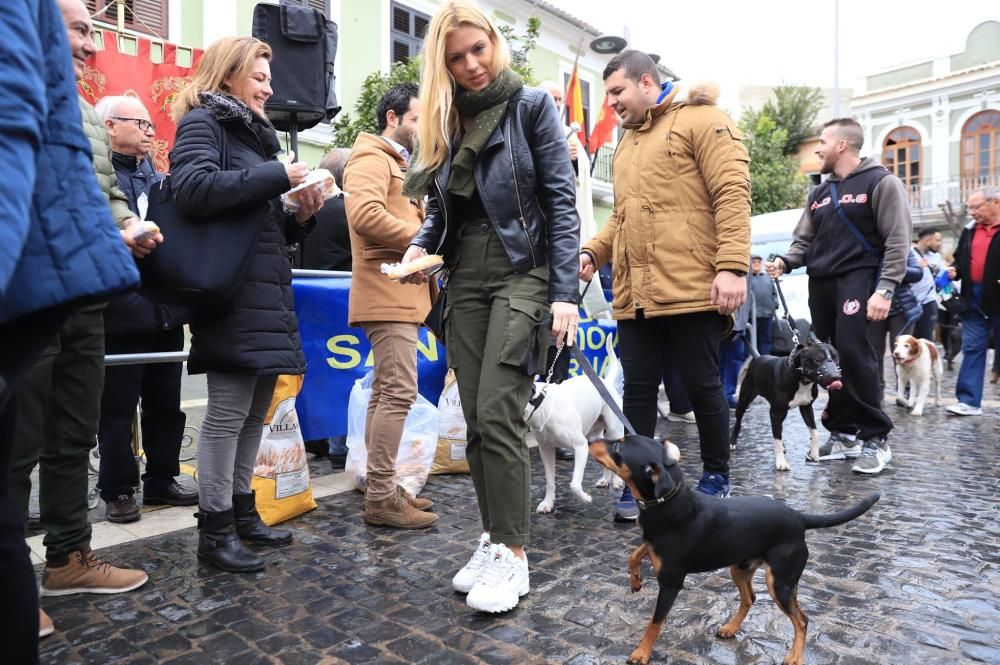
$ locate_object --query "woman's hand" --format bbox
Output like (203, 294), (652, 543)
(551, 301), (579, 348)
(294, 184), (325, 224)
(284, 161), (310, 188)
(399, 245), (430, 284)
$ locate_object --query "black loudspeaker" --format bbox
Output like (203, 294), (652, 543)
(252, 1), (340, 132)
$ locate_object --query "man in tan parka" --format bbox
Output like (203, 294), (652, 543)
(580, 50), (751, 502)
(344, 83), (438, 529)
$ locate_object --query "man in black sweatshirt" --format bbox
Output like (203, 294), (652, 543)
(766, 117), (912, 476)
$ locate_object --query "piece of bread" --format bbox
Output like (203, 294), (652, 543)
(380, 254), (444, 280)
(285, 168), (341, 207)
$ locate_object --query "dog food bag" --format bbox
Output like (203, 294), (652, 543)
(431, 370), (470, 474)
(251, 375), (318, 525)
(345, 370), (440, 495)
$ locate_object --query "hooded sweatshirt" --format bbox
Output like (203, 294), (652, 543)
(781, 157), (912, 291)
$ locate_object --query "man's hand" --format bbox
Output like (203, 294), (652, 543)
(399, 245), (430, 284)
(551, 301), (579, 348)
(867, 293), (891, 321)
(567, 139), (579, 162)
(294, 183), (325, 224)
(764, 257), (785, 278)
(578, 253), (595, 282)
(121, 217), (163, 259)
(711, 271), (747, 315)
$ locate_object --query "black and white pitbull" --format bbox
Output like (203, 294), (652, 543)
(731, 342), (843, 470)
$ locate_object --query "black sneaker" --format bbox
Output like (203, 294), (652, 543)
(105, 495), (140, 523)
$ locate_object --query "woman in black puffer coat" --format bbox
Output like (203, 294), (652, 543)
(169, 36), (325, 573)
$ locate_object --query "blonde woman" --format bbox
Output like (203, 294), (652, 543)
(169, 37), (324, 572)
(400, 0), (580, 613)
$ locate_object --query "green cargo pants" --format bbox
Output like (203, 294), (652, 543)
(444, 223), (549, 547)
(10, 308), (104, 564)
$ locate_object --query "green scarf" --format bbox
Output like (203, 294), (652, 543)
(402, 68), (523, 200)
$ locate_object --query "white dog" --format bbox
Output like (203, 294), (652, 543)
(525, 335), (625, 514)
(892, 334), (942, 416)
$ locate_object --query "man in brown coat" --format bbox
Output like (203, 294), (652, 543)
(580, 51), (751, 502)
(345, 83), (437, 528)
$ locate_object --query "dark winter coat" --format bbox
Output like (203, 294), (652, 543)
(953, 219), (1000, 315)
(168, 93), (314, 375)
(104, 152), (189, 334)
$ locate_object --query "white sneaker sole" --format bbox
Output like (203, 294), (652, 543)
(452, 572), (481, 594)
(815, 448), (861, 461)
(466, 581), (530, 613)
(40, 574), (148, 596)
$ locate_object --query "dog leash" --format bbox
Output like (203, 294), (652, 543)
(570, 344), (637, 437)
(767, 253), (801, 350)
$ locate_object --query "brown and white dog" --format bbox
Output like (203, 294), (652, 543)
(892, 335), (942, 416)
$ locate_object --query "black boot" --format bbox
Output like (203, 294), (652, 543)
(233, 491), (292, 546)
(196, 508), (265, 573)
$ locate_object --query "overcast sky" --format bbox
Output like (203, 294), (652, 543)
(549, 0), (998, 96)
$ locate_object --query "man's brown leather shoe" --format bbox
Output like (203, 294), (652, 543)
(364, 492), (438, 529)
(398, 486), (433, 510)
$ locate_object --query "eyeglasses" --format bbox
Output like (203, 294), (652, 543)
(111, 117), (156, 132)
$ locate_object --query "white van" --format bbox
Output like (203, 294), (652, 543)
(750, 208), (811, 321)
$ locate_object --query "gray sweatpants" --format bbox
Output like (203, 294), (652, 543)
(197, 372), (277, 512)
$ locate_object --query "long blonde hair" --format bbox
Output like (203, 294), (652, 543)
(413, 0), (511, 173)
(172, 37), (272, 121)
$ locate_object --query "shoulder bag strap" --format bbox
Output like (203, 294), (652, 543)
(829, 181), (881, 263)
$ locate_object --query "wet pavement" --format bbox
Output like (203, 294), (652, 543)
(36, 366), (1000, 664)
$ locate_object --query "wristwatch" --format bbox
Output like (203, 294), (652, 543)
(875, 288), (894, 300)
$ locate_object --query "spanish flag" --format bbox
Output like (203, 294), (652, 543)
(565, 60), (587, 147)
(588, 93), (616, 156)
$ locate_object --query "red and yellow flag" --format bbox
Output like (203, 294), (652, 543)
(565, 60), (586, 147)
(588, 93), (617, 155)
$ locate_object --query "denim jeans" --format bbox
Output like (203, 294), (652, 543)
(955, 284), (1000, 408)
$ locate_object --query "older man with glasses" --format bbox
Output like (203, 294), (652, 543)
(92, 95), (197, 523)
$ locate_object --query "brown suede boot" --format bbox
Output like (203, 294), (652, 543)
(397, 485), (433, 510)
(364, 491), (438, 529)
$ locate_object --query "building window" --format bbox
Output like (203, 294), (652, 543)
(391, 2), (430, 64)
(882, 126), (921, 193)
(960, 109), (1000, 191)
(86, 0), (168, 39)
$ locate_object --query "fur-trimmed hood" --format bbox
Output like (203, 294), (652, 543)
(681, 81), (720, 106)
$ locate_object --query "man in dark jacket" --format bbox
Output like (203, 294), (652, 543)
(300, 148), (353, 271)
(94, 96), (197, 522)
(0, 0), (140, 655)
(749, 255), (778, 354)
(946, 186), (1000, 416)
(767, 118), (912, 476)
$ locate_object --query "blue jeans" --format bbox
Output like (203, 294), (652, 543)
(755, 317), (774, 355)
(720, 334), (747, 405)
(955, 284), (1000, 408)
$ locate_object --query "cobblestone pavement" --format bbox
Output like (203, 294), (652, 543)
(37, 368), (1000, 665)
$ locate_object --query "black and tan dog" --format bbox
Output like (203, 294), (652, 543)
(589, 437), (879, 665)
(731, 341), (843, 471)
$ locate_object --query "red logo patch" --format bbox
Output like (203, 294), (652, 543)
(842, 299), (861, 316)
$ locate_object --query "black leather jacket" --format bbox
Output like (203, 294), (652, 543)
(410, 87), (581, 304)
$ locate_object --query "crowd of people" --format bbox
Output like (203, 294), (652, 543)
(3, 0), (999, 662)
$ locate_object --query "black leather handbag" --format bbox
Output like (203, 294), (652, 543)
(138, 126), (270, 309)
(423, 280), (447, 341)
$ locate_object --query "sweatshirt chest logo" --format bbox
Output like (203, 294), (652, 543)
(810, 193), (868, 211)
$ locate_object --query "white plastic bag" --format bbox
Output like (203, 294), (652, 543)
(345, 370), (439, 496)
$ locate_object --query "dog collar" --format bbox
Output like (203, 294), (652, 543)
(636, 485), (680, 511)
(525, 384), (549, 421)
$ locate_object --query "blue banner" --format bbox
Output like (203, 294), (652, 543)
(292, 277), (617, 440)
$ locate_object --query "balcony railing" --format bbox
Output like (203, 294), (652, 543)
(904, 173), (999, 210)
(591, 144), (615, 184)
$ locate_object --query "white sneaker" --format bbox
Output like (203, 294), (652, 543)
(452, 533), (492, 593)
(466, 544), (529, 613)
(946, 402), (982, 416)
